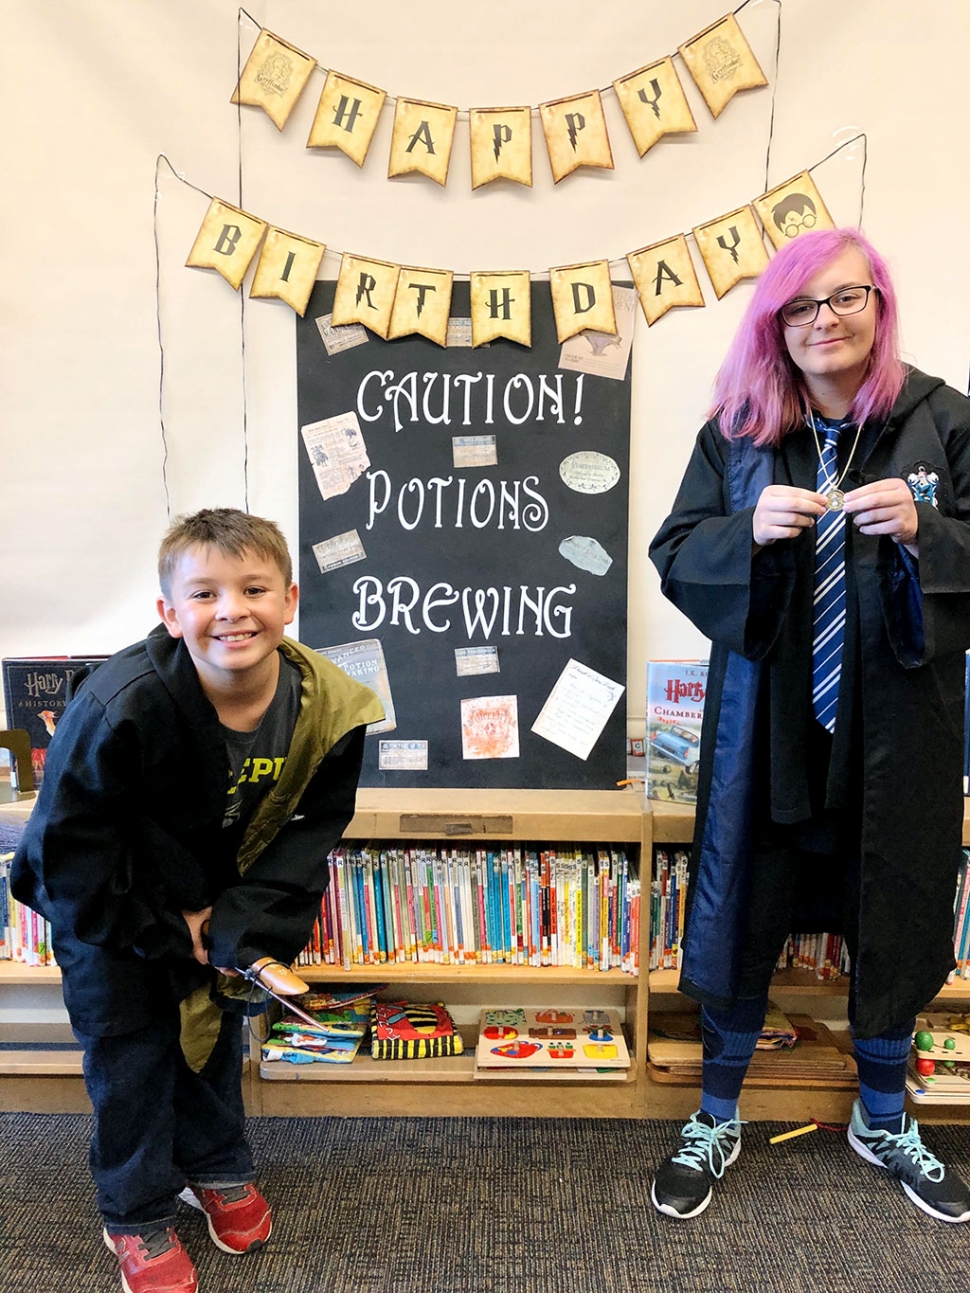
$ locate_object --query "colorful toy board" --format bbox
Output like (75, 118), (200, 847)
(907, 1012), (970, 1103)
(474, 1007), (630, 1070)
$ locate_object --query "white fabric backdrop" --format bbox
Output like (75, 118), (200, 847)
(2, 0), (969, 735)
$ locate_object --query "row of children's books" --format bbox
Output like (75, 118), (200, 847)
(297, 845), (641, 974)
(0, 853), (55, 965)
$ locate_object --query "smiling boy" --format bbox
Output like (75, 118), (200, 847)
(12, 508), (383, 1293)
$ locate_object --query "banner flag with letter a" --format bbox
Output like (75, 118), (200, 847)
(678, 13), (767, 120)
(754, 171), (835, 250)
(185, 198), (267, 290)
(249, 228), (325, 316)
(306, 70), (387, 166)
(549, 260), (617, 343)
(470, 271), (532, 347)
(231, 29), (316, 130)
(627, 235), (705, 325)
(613, 57), (697, 157)
(331, 253), (400, 338)
(388, 98), (458, 186)
(539, 91), (614, 183)
(388, 266), (454, 346)
(469, 107), (533, 188)
(693, 205), (769, 299)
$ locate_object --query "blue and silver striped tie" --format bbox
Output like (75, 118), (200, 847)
(812, 420), (848, 732)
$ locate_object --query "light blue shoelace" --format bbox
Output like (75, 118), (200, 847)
(671, 1114), (742, 1179)
(876, 1119), (944, 1182)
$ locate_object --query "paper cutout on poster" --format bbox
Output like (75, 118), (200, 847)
(312, 530), (367, 574)
(559, 452), (620, 495)
(558, 536), (613, 576)
(300, 412), (370, 501)
(461, 695), (520, 760)
(315, 313), (369, 356)
(455, 646), (500, 677)
(531, 659), (624, 761)
(558, 285), (636, 381)
(379, 740), (428, 771)
(315, 637), (396, 734)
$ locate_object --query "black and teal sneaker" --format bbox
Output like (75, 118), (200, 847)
(651, 1109), (742, 1219)
(847, 1099), (970, 1223)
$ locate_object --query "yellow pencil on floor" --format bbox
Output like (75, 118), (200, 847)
(769, 1123), (819, 1145)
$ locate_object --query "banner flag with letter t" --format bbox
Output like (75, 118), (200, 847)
(388, 266), (454, 346)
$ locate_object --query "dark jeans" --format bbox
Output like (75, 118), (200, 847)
(74, 1003), (253, 1233)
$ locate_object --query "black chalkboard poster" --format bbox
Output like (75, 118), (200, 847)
(296, 280), (631, 789)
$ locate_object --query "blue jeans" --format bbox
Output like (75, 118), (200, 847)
(74, 1003), (254, 1233)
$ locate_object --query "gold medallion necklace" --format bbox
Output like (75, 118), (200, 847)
(808, 409), (863, 512)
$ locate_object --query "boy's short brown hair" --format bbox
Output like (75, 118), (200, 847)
(158, 508), (293, 597)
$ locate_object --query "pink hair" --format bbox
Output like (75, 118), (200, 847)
(711, 227), (905, 445)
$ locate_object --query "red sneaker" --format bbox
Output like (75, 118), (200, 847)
(182, 1182), (272, 1254)
(102, 1227), (198, 1293)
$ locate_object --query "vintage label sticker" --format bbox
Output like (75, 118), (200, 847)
(559, 451), (621, 494)
(460, 694), (519, 760)
(312, 529), (367, 574)
(445, 317), (475, 347)
(455, 645), (500, 676)
(300, 411), (370, 501)
(314, 312), (369, 356)
(452, 435), (498, 469)
(558, 535), (613, 576)
(314, 637), (396, 734)
(379, 740), (429, 771)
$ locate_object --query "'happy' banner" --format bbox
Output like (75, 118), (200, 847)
(231, 11), (768, 187)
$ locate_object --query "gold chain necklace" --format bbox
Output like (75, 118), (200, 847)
(808, 409), (863, 512)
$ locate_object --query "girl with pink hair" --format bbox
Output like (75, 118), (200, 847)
(649, 228), (970, 1224)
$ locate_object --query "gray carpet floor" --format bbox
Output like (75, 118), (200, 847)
(1, 1113), (969, 1292)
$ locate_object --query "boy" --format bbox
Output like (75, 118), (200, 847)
(12, 508), (383, 1293)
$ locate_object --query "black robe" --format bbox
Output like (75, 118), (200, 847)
(649, 368), (970, 1037)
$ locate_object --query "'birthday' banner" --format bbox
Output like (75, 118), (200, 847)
(231, 11), (769, 187)
(185, 168), (834, 337)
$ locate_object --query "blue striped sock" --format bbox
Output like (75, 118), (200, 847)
(852, 1018), (915, 1134)
(700, 997), (768, 1124)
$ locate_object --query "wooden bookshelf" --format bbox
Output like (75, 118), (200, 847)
(4, 789), (970, 1120)
(251, 786), (649, 1117)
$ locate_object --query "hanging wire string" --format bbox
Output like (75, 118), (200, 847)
(237, 17), (251, 511)
(153, 157), (172, 521)
(238, 0), (775, 120)
(156, 130), (865, 279)
(762, 0), (783, 191)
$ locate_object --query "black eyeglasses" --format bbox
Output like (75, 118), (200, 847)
(779, 284), (877, 328)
